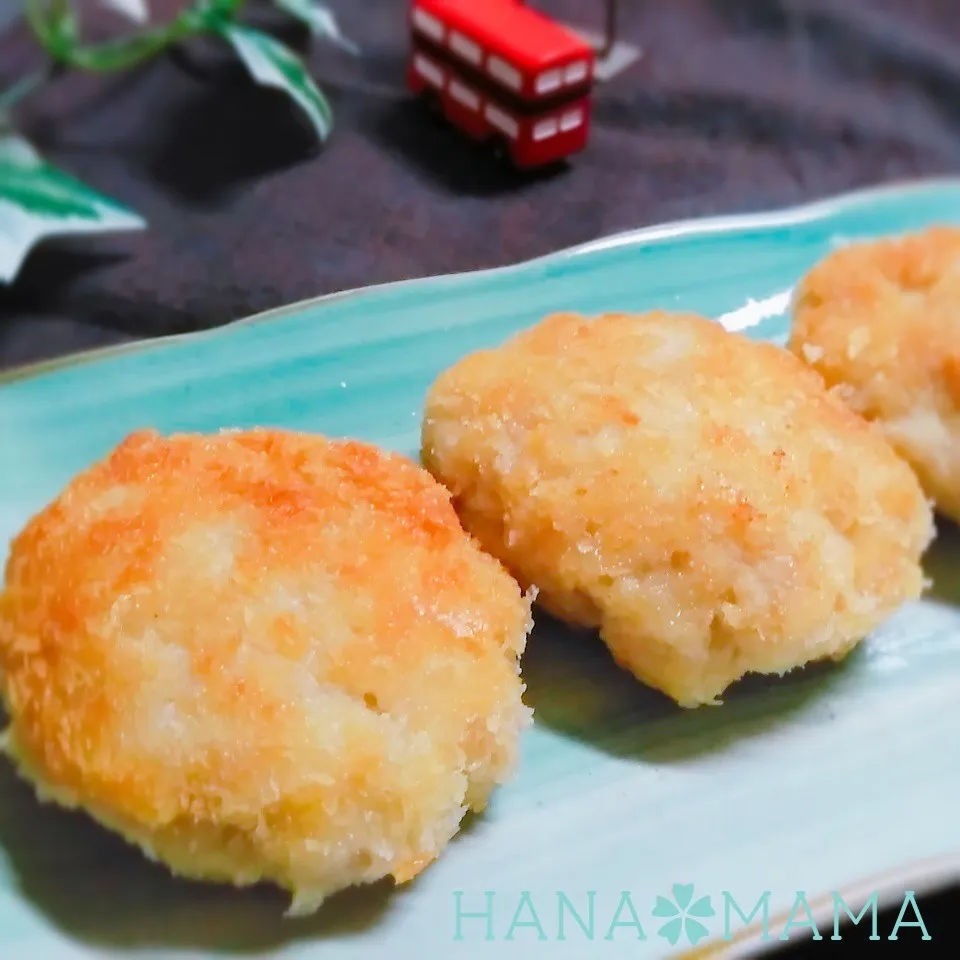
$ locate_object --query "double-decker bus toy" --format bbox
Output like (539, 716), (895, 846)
(406, 0), (598, 169)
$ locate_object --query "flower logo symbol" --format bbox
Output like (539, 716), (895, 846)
(652, 883), (715, 946)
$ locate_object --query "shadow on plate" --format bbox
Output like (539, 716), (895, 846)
(521, 611), (859, 763)
(0, 759), (409, 953)
(924, 516), (960, 606)
(522, 517), (960, 760)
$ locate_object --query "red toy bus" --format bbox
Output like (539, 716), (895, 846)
(406, 0), (597, 169)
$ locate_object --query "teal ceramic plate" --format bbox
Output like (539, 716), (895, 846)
(1, 180), (959, 960)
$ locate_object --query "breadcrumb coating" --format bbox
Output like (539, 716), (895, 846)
(0, 428), (533, 913)
(422, 312), (933, 707)
(790, 226), (960, 524)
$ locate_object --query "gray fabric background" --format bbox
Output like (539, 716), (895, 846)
(0, 0), (17, 31)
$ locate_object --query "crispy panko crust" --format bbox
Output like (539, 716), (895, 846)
(789, 226), (960, 523)
(0, 428), (533, 914)
(421, 312), (933, 707)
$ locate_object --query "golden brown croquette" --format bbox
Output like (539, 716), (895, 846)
(422, 311), (933, 707)
(0, 428), (533, 913)
(790, 226), (960, 524)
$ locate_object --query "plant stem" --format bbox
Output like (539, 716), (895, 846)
(56, 22), (196, 72)
(0, 70), (46, 112)
(22, 0), (249, 74)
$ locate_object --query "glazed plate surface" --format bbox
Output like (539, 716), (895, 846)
(1, 181), (959, 959)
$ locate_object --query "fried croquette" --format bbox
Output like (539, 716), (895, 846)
(421, 311), (934, 708)
(0, 428), (534, 914)
(790, 226), (960, 524)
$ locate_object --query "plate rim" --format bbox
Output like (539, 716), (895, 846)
(681, 850), (960, 958)
(2, 174), (959, 956)
(4, 175), (960, 390)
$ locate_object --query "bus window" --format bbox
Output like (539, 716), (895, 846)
(449, 79), (481, 110)
(449, 30), (482, 66)
(561, 107), (583, 131)
(412, 6), (445, 42)
(535, 68), (564, 94)
(487, 56), (523, 91)
(413, 52), (445, 88)
(533, 117), (559, 141)
(565, 60), (589, 85)
(485, 105), (519, 139)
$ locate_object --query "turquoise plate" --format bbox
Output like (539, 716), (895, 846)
(1, 180), (959, 959)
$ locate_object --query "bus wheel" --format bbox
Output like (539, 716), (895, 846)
(491, 137), (513, 168)
(422, 90), (444, 123)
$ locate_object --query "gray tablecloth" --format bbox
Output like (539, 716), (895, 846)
(3, 0), (960, 370)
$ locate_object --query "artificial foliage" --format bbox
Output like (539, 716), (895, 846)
(0, 0), (352, 282)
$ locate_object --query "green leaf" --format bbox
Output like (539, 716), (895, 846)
(190, 0), (243, 30)
(220, 25), (333, 141)
(65, 31), (173, 71)
(47, 10), (79, 58)
(0, 133), (145, 284)
(272, 0), (359, 53)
